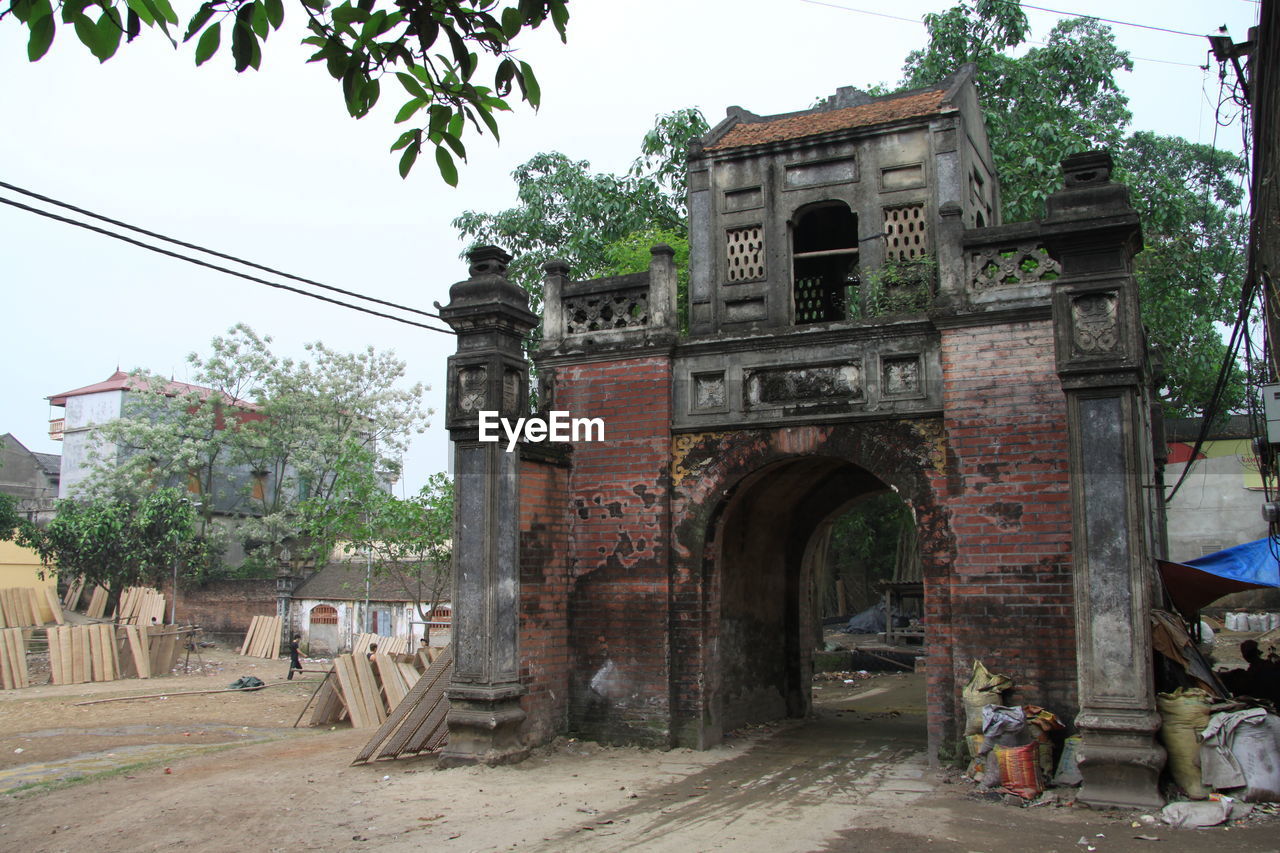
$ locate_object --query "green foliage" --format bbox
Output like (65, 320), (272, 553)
(17, 487), (203, 594)
(600, 227), (690, 332)
(453, 108), (708, 316)
(863, 253), (937, 317)
(826, 492), (912, 614)
(0, 492), (22, 541)
(904, 2), (1132, 223)
(5, 0), (568, 182)
(304, 470), (453, 619)
(78, 323), (429, 573)
(900, 2), (1244, 416)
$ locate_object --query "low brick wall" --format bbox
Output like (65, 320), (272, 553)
(176, 578), (276, 642)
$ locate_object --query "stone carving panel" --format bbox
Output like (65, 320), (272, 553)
(744, 363), (863, 409)
(971, 244), (1062, 290)
(564, 288), (649, 335)
(692, 372), (727, 411)
(882, 356), (922, 397)
(1071, 292), (1120, 356)
(456, 365), (487, 414)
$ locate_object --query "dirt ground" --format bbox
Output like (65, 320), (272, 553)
(1, 641), (1278, 853)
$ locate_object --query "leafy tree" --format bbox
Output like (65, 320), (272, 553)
(823, 492), (912, 616)
(78, 323), (429, 575)
(17, 487), (204, 605)
(0, 492), (22, 541)
(3, 0), (568, 182)
(305, 469), (453, 623)
(453, 108), (708, 315)
(900, 1), (1246, 415)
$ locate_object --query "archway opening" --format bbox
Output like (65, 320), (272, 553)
(708, 455), (925, 739)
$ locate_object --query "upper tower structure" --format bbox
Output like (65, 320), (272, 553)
(685, 65), (997, 336)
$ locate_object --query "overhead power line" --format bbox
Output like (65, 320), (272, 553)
(0, 194), (455, 335)
(0, 179), (446, 325)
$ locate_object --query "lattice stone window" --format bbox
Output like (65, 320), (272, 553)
(883, 203), (927, 261)
(726, 226), (766, 282)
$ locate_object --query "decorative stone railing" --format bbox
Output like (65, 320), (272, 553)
(541, 244), (679, 350)
(962, 222), (1061, 302)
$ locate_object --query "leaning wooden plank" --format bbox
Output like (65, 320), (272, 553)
(269, 617), (282, 660)
(351, 652), (387, 723)
(126, 626), (150, 679)
(87, 622), (104, 682)
(239, 616), (258, 656)
(25, 589), (43, 626)
(380, 651), (454, 759)
(44, 587), (65, 626)
(69, 626), (84, 684)
(105, 624), (120, 681)
(0, 630), (13, 690)
(373, 655), (407, 710)
(357, 646), (454, 763)
(46, 627), (62, 685)
(308, 670), (345, 726)
(333, 655), (371, 729)
(157, 630), (179, 676)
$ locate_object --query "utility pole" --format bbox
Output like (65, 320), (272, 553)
(1249, 1), (1279, 380)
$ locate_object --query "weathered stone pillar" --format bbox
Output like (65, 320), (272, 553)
(1042, 151), (1165, 809)
(438, 246), (537, 766)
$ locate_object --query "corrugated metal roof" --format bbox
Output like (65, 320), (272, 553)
(705, 89), (948, 152)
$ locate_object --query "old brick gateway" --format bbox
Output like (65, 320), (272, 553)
(439, 67), (1167, 809)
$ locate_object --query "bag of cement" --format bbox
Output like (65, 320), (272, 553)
(962, 659), (1014, 736)
(1025, 705), (1065, 776)
(995, 741), (1043, 799)
(1157, 687), (1213, 799)
(1160, 798), (1252, 828)
(965, 734), (986, 781)
(1052, 735), (1083, 787)
(977, 705), (1030, 788)
(1200, 709), (1280, 802)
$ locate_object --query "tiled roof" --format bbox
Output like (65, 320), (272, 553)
(48, 370), (256, 408)
(32, 452), (61, 477)
(706, 89), (948, 152)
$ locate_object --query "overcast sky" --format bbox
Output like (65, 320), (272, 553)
(0, 0), (1260, 492)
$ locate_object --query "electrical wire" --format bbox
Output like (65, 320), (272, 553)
(0, 195), (455, 335)
(1016, 3), (1207, 39)
(0, 179), (446, 323)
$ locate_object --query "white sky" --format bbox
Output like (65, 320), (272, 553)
(0, 0), (1260, 492)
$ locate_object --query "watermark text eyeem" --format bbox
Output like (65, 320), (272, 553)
(478, 410), (605, 451)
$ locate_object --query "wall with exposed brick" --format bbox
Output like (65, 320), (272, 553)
(930, 316), (1075, 757)
(176, 578), (277, 643)
(518, 447), (573, 745)
(549, 353), (673, 745)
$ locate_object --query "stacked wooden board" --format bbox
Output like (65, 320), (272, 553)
(0, 627), (30, 689)
(307, 652), (425, 729)
(352, 633), (414, 656)
(352, 645), (454, 764)
(240, 615), (283, 660)
(85, 585), (110, 619)
(44, 625), (187, 685)
(0, 587), (64, 627)
(62, 576), (86, 610)
(114, 587), (166, 626)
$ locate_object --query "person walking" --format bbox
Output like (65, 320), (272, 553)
(287, 633), (303, 680)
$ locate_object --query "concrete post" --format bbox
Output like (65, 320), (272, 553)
(647, 243), (679, 336)
(1042, 151), (1165, 809)
(540, 259), (569, 351)
(438, 246), (538, 766)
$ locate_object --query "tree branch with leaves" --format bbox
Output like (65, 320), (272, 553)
(4, 0), (568, 182)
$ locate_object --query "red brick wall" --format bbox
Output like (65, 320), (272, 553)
(518, 450), (573, 745)
(176, 578), (277, 642)
(931, 317), (1075, 755)
(553, 354), (673, 745)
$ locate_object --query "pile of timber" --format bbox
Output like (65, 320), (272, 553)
(0, 587), (64, 628)
(114, 587), (166, 626)
(240, 615), (282, 660)
(352, 633), (414, 656)
(85, 585), (110, 619)
(0, 628), (31, 689)
(352, 645), (454, 764)
(62, 576), (86, 611)
(45, 624), (188, 684)
(308, 651), (428, 729)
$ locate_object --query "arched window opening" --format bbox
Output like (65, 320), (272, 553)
(792, 203), (859, 324)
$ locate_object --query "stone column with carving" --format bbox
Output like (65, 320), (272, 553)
(1041, 151), (1165, 809)
(438, 246), (538, 766)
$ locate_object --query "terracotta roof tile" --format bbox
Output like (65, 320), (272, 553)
(706, 89), (948, 152)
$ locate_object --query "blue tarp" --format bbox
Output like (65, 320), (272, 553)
(1185, 538), (1280, 588)
(1157, 538), (1280, 616)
